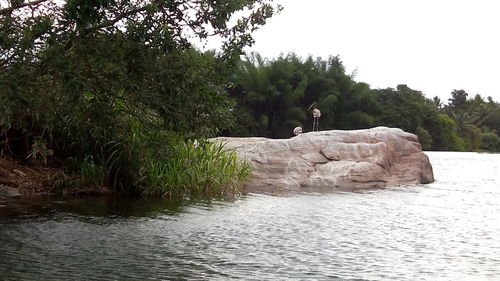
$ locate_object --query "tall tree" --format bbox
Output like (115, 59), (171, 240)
(0, 0), (280, 191)
(1, 0), (281, 145)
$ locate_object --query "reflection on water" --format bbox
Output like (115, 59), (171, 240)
(1, 152), (500, 280)
(1, 195), (196, 219)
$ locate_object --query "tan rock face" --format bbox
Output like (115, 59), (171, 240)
(213, 127), (434, 192)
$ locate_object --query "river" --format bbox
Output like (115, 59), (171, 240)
(1, 151), (499, 280)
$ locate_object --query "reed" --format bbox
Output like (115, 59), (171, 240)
(140, 141), (250, 198)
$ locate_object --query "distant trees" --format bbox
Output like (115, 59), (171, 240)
(228, 53), (378, 138)
(374, 85), (430, 133)
(442, 91), (500, 151)
(226, 53), (500, 152)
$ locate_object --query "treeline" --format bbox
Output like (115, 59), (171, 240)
(225, 53), (500, 152)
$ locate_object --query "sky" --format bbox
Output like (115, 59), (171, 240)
(242, 0), (500, 102)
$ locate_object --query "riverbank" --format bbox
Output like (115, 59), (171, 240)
(0, 157), (112, 198)
(0, 157), (56, 197)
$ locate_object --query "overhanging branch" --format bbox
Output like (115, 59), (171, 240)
(84, 6), (148, 34)
(0, 0), (49, 15)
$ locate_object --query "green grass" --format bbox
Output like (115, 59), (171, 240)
(140, 140), (251, 198)
(49, 155), (109, 195)
(79, 155), (108, 187)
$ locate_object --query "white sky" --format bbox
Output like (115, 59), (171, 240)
(243, 0), (500, 103)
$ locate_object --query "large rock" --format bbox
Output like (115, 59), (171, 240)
(213, 127), (434, 192)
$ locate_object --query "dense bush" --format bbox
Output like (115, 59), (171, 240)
(0, 0), (280, 196)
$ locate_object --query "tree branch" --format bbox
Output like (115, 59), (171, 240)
(0, 52), (17, 70)
(84, 6), (148, 34)
(0, 0), (49, 15)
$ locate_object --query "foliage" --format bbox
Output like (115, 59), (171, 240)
(442, 91), (500, 151)
(1, 0), (279, 196)
(226, 53), (500, 152)
(427, 114), (465, 151)
(481, 132), (500, 152)
(78, 155), (109, 187)
(227, 53), (378, 138)
(415, 127), (432, 150)
(374, 85), (431, 133)
(140, 141), (251, 198)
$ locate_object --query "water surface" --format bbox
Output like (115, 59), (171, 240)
(1, 152), (499, 280)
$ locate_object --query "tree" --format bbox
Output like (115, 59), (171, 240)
(442, 90), (500, 151)
(228, 54), (378, 138)
(428, 114), (465, 151)
(374, 85), (432, 133)
(1, 0), (280, 191)
(481, 132), (500, 152)
(448, 89), (469, 110)
(1, 0), (281, 142)
(431, 96), (442, 109)
(416, 127), (432, 150)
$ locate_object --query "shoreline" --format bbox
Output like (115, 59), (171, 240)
(0, 157), (113, 200)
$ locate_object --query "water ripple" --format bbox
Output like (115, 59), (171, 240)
(1, 152), (500, 280)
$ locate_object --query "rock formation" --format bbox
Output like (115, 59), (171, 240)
(212, 127), (434, 192)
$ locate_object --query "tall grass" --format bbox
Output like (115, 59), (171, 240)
(79, 155), (108, 187)
(50, 155), (109, 195)
(140, 141), (251, 198)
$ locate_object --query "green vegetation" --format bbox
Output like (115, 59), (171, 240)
(227, 53), (378, 137)
(141, 141), (250, 198)
(226, 54), (500, 152)
(0, 0), (279, 197)
(2, 1), (500, 198)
